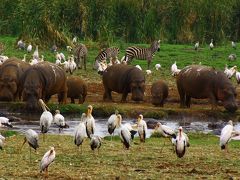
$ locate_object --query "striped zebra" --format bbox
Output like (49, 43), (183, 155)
(94, 47), (119, 70)
(74, 43), (88, 70)
(123, 40), (160, 69)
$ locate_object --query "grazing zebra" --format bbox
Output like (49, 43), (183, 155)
(123, 40), (160, 69)
(74, 43), (88, 70)
(94, 47), (120, 70)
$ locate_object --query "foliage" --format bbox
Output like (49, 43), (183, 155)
(0, 0), (240, 46)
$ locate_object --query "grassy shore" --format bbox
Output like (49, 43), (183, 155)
(0, 131), (240, 179)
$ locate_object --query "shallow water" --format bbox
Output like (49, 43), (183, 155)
(6, 114), (240, 139)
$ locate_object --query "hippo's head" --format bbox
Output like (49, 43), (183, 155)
(218, 87), (238, 113)
(0, 77), (17, 101)
(129, 69), (145, 102)
(22, 84), (42, 111)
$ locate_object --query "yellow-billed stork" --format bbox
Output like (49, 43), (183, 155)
(137, 114), (147, 142)
(40, 147), (56, 178)
(74, 122), (87, 153)
(81, 105), (95, 138)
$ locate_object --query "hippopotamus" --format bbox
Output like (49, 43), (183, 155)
(0, 58), (30, 101)
(151, 80), (169, 107)
(102, 64), (145, 102)
(67, 76), (87, 104)
(176, 65), (238, 112)
(20, 62), (67, 110)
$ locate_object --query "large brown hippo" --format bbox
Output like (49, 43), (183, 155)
(0, 58), (30, 101)
(20, 62), (67, 110)
(176, 65), (238, 112)
(67, 76), (87, 104)
(102, 64), (145, 102)
(151, 80), (169, 107)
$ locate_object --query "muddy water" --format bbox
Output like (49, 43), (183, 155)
(6, 114), (240, 139)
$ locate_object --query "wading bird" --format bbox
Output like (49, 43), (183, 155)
(107, 110), (119, 142)
(137, 114), (147, 143)
(81, 105), (95, 138)
(39, 99), (53, 142)
(173, 126), (188, 158)
(194, 41), (199, 51)
(171, 61), (181, 76)
(0, 117), (13, 128)
(220, 120), (239, 152)
(27, 43), (32, 53)
(90, 135), (102, 153)
(53, 110), (68, 133)
(40, 147), (56, 178)
(74, 122), (87, 153)
(20, 129), (39, 161)
(155, 63), (161, 70)
(209, 39), (214, 50)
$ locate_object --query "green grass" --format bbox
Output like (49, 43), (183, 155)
(0, 133), (240, 179)
(1, 36), (240, 85)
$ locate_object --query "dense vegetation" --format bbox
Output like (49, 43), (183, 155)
(1, 0), (240, 46)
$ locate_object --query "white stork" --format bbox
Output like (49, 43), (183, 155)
(40, 147), (56, 178)
(137, 114), (147, 143)
(90, 135), (102, 153)
(209, 39), (214, 50)
(20, 129), (39, 161)
(68, 55), (77, 74)
(53, 110), (68, 133)
(155, 63), (161, 70)
(74, 122), (87, 152)
(39, 99), (53, 141)
(0, 117), (13, 128)
(194, 41), (199, 51)
(220, 120), (239, 152)
(81, 105), (95, 138)
(107, 110), (119, 141)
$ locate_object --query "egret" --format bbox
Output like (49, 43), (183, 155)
(135, 65), (142, 70)
(90, 135), (102, 153)
(137, 114), (147, 143)
(116, 114), (132, 149)
(209, 39), (214, 50)
(27, 44), (32, 53)
(155, 63), (161, 70)
(194, 41), (199, 51)
(74, 122), (87, 153)
(20, 129), (39, 162)
(53, 110), (68, 133)
(107, 110), (119, 142)
(40, 147), (56, 178)
(33, 45), (39, 60)
(68, 55), (77, 74)
(81, 105), (95, 138)
(0, 117), (13, 128)
(173, 126), (188, 158)
(232, 41), (236, 49)
(39, 99), (53, 142)
(220, 120), (239, 152)
(171, 61), (181, 76)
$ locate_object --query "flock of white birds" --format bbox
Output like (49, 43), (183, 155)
(0, 98), (239, 178)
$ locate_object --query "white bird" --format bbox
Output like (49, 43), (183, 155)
(27, 44), (32, 53)
(39, 99), (53, 141)
(59, 52), (66, 61)
(72, 36), (77, 44)
(137, 114), (147, 143)
(228, 54), (237, 61)
(66, 46), (72, 52)
(56, 52), (61, 60)
(22, 54), (27, 62)
(194, 41), (199, 51)
(74, 122), (87, 152)
(0, 133), (5, 150)
(21, 129), (39, 161)
(55, 59), (62, 66)
(0, 55), (9, 62)
(68, 56), (77, 74)
(220, 120), (239, 152)
(33, 45), (39, 60)
(209, 39), (214, 50)
(155, 63), (161, 70)
(236, 71), (240, 84)
(173, 126), (188, 158)
(146, 69), (152, 75)
(40, 147), (56, 178)
(53, 110), (68, 132)
(154, 122), (176, 138)
(107, 110), (119, 140)
(135, 65), (142, 70)
(232, 41), (236, 49)
(0, 117), (13, 128)
(116, 114), (132, 149)
(81, 105), (95, 138)
(29, 58), (38, 65)
(171, 61), (181, 76)
(17, 39), (25, 50)
(90, 135), (102, 153)
(224, 65), (237, 79)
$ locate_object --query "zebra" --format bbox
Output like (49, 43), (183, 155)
(74, 43), (88, 70)
(94, 47), (120, 70)
(123, 40), (160, 69)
